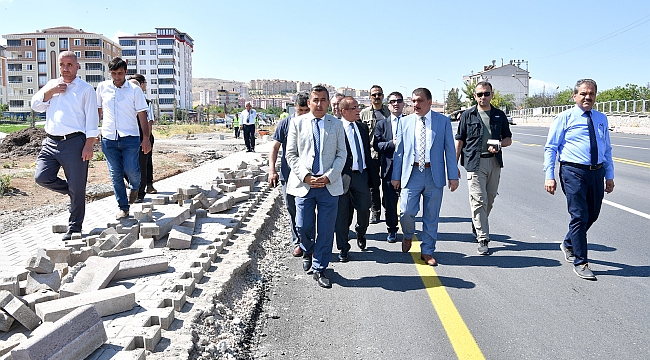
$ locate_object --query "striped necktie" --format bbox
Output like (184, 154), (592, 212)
(312, 118), (321, 174)
(418, 116), (426, 172)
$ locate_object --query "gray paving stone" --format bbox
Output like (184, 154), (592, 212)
(59, 256), (120, 297)
(35, 285), (135, 322)
(25, 256), (54, 274)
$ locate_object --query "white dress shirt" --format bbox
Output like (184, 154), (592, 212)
(342, 119), (366, 171)
(241, 109), (256, 125)
(31, 77), (100, 138)
(414, 112), (432, 163)
(96, 79), (148, 140)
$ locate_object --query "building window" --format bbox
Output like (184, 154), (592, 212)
(127, 69), (136, 75)
(8, 76), (22, 83)
(38, 63), (47, 73)
(139, 40), (146, 45)
(85, 63), (103, 71)
(74, 39), (81, 46)
(150, 59), (157, 65)
(159, 88), (175, 94)
(85, 39), (101, 47)
(139, 60), (146, 65)
(122, 49), (136, 57)
(25, 51), (33, 58)
(27, 88), (34, 95)
(150, 50), (156, 55)
(139, 50), (146, 55)
(37, 51), (46, 61)
(25, 39), (32, 46)
(37, 39), (46, 49)
(150, 69), (157, 75)
(7, 39), (21, 47)
(85, 51), (102, 59)
(151, 79), (157, 84)
(8, 64), (22, 71)
(150, 40), (156, 45)
(85, 75), (104, 83)
(158, 98), (174, 104)
(26, 76), (33, 83)
(38, 75), (48, 86)
(74, 51), (81, 58)
(158, 68), (175, 75)
(119, 39), (136, 46)
(10, 100), (25, 108)
(59, 38), (69, 48)
(150, 89), (158, 95)
(25, 64), (33, 70)
(157, 39), (174, 46)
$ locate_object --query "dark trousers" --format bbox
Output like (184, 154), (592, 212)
(34, 136), (88, 233)
(369, 158), (381, 216)
(335, 171), (371, 252)
(243, 124), (256, 151)
(137, 134), (155, 198)
(381, 175), (399, 233)
(234, 126), (241, 139)
(559, 164), (605, 266)
(281, 180), (300, 246)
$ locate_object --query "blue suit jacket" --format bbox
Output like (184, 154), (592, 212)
(392, 111), (459, 188)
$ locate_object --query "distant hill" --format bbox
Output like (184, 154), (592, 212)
(192, 78), (247, 106)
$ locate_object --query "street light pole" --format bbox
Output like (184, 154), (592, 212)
(437, 79), (446, 114)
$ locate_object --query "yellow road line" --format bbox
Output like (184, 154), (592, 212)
(409, 237), (485, 360)
(613, 157), (650, 168)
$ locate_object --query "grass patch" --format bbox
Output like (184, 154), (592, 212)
(0, 124), (45, 133)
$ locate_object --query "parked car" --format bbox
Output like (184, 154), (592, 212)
(507, 115), (515, 125)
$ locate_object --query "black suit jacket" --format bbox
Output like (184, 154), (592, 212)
(373, 116), (396, 178)
(342, 120), (372, 176)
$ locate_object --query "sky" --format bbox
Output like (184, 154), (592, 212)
(1, 0), (649, 103)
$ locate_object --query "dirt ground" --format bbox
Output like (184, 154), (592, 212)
(0, 127), (201, 214)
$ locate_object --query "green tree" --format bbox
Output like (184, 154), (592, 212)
(491, 92), (516, 112)
(265, 106), (284, 116)
(524, 93), (557, 108)
(445, 88), (463, 113)
(596, 83), (650, 102)
(555, 89), (574, 106)
(462, 81), (477, 107)
(0, 104), (8, 112)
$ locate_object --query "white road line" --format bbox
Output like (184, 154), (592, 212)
(603, 200), (650, 220)
(611, 144), (650, 150)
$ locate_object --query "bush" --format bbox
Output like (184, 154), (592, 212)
(0, 174), (12, 195)
(92, 151), (105, 161)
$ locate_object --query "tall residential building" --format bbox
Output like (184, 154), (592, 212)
(1, 26), (121, 117)
(463, 59), (530, 107)
(119, 28), (193, 119)
(0, 45), (7, 107)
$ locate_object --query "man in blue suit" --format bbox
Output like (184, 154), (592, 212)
(286, 85), (347, 288)
(391, 88), (459, 266)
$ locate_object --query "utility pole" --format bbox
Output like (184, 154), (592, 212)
(438, 79), (446, 114)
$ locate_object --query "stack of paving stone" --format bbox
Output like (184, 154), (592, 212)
(0, 157), (276, 360)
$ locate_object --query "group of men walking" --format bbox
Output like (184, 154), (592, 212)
(270, 79), (614, 287)
(32, 54), (157, 240)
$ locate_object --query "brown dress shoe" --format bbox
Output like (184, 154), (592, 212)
(402, 238), (412, 253)
(292, 245), (303, 257)
(128, 190), (138, 204)
(421, 254), (437, 266)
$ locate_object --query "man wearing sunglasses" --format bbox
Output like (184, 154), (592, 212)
(360, 85), (389, 224)
(374, 91), (405, 243)
(455, 81), (512, 255)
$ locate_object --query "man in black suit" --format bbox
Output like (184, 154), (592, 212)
(335, 96), (372, 262)
(374, 91), (405, 243)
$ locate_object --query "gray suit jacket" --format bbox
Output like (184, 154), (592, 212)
(286, 113), (347, 197)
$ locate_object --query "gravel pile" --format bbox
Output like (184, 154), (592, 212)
(0, 127), (47, 157)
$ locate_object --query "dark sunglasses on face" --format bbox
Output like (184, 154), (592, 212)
(388, 99), (404, 104)
(371, 93), (383, 97)
(475, 92), (491, 97)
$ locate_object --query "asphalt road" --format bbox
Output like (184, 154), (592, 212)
(254, 125), (649, 360)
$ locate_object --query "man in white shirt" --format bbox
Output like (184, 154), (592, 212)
(330, 93), (344, 119)
(334, 96), (372, 262)
(240, 102), (256, 152)
(32, 51), (99, 240)
(96, 57), (151, 219)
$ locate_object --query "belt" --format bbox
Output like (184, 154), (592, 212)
(561, 162), (603, 171)
(351, 169), (364, 173)
(480, 153), (495, 158)
(47, 132), (84, 141)
(413, 162), (431, 168)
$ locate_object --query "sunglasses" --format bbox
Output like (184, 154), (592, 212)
(371, 93), (383, 97)
(475, 92), (491, 97)
(388, 99), (404, 104)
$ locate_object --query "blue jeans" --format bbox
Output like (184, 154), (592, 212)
(102, 136), (141, 211)
(295, 187), (338, 272)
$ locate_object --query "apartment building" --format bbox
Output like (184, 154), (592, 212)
(1, 26), (121, 117)
(463, 59), (530, 107)
(0, 45), (7, 107)
(119, 28), (193, 118)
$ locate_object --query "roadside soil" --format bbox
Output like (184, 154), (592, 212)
(0, 127), (245, 234)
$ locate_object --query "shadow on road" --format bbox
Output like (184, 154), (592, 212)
(329, 272), (476, 291)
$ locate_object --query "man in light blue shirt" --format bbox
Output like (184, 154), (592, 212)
(544, 78), (615, 280)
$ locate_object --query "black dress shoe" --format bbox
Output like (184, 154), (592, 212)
(338, 249), (349, 262)
(313, 271), (331, 288)
(356, 234), (366, 250)
(302, 254), (312, 271)
(61, 231), (73, 241)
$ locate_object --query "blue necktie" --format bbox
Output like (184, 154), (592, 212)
(351, 124), (363, 173)
(585, 111), (598, 165)
(312, 119), (321, 174)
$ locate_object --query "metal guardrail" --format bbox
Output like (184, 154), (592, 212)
(509, 99), (650, 117)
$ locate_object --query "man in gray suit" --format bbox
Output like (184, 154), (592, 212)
(286, 85), (347, 288)
(392, 88), (459, 266)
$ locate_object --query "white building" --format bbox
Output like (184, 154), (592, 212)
(0, 45), (7, 108)
(119, 28), (193, 119)
(463, 60), (530, 107)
